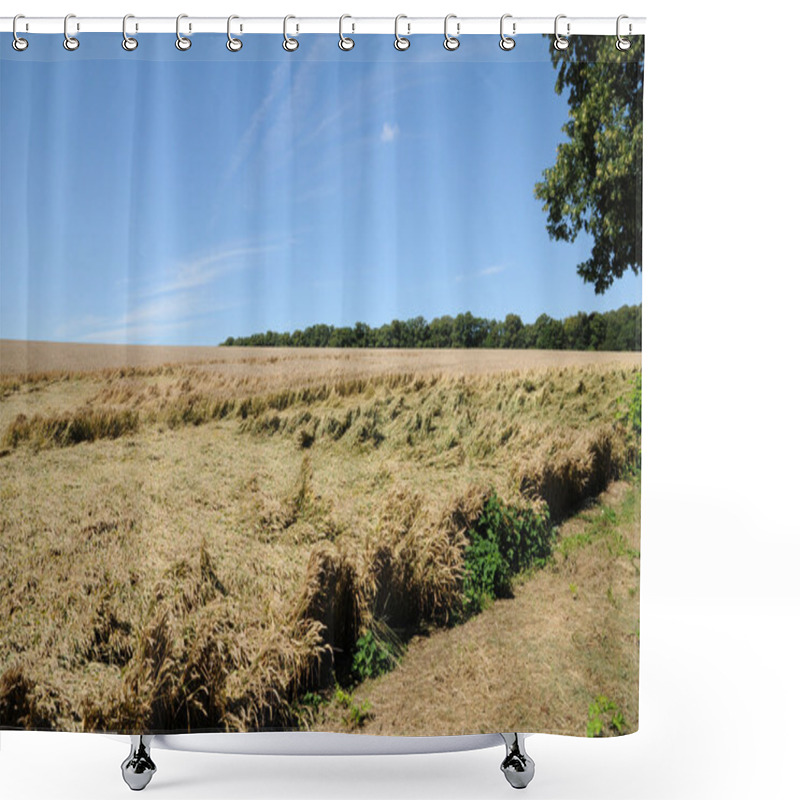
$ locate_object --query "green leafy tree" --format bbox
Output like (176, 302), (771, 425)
(221, 304), (640, 351)
(353, 321), (371, 347)
(427, 315), (454, 348)
(531, 313), (565, 350)
(407, 315), (428, 347)
(503, 313), (524, 349)
(535, 36), (644, 293)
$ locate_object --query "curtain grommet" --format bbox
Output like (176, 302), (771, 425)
(63, 13), (80, 51)
(175, 14), (191, 51)
(12, 15), (29, 51)
(394, 15), (410, 51)
(122, 14), (138, 51)
(339, 14), (355, 51)
(499, 14), (516, 51)
(283, 15), (299, 51)
(226, 15), (243, 51)
(616, 15), (632, 51)
(443, 14), (460, 51)
(553, 14), (570, 51)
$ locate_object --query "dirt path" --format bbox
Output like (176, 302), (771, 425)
(311, 481), (640, 737)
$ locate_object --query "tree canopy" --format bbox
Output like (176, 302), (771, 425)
(221, 304), (641, 352)
(535, 36), (644, 293)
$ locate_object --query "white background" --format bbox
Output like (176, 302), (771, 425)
(2, 1), (799, 798)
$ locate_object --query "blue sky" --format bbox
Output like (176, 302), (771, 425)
(0, 34), (641, 346)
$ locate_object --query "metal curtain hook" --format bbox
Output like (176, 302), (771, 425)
(63, 13), (79, 51)
(444, 14), (460, 51)
(122, 14), (138, 51)
(339, 14), (354, 50)
(394, 14), (410, 51)
(283, 15), (299, 51)
(227, 15), (243, 51)
(499, 14), (515, 50)
(553, 14), (570, 51)
(12, 14), (29, 51)
(176, 14), (191, 51)
(616, 15), (632, 51)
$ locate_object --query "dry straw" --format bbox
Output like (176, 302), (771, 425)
(0, 352), (640, 731)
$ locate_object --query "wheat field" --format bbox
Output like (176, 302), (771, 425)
(0, 342), (641, 734)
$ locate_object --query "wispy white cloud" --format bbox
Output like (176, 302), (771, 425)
(455, 265), (508, 284)
(70, 291), (234, 344)
(61, 239), (291, 344)
(138, 244), (285, 299)
(380, 122), (400, 143)
(54, 314), (111, 340)
(223, 38), (329, 185)
(225, 65), (433, 186)
(222, 64), (290, 185)
(78, 319), (196, 344)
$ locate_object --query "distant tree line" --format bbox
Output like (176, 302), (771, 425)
(221, 304), (641, 351)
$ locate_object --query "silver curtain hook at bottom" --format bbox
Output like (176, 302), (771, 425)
(227, 15), (242, 51)
(444, 14), (459, 51)
(616, 15), (632, 50)
(63, 13), (79, 51)
(283, 15), (299, 51)
(339, 14), (354, 50)
(499, 14), (515, 50)
(122, 14), (138, 51)
(394, 15), (410, 50)
(554, 14), (570, 51)
(176, 13), (191, 51)
(12, 14), (28, 51)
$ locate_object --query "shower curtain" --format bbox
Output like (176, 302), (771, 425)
(0, 29), (643, 738)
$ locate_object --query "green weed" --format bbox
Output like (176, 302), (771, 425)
(335, 688), (373, 729)
(351, 629), (401, 682)
(289, 691), (324, 729)
(586, 694), (628, 737)
(462, 493), (553, 616)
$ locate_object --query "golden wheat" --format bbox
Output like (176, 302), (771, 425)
(0, 346), (640, 732)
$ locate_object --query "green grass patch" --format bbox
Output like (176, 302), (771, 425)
(557, 482), (640, 562)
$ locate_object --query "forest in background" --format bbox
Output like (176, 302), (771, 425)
(222, 304), (641, 351)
